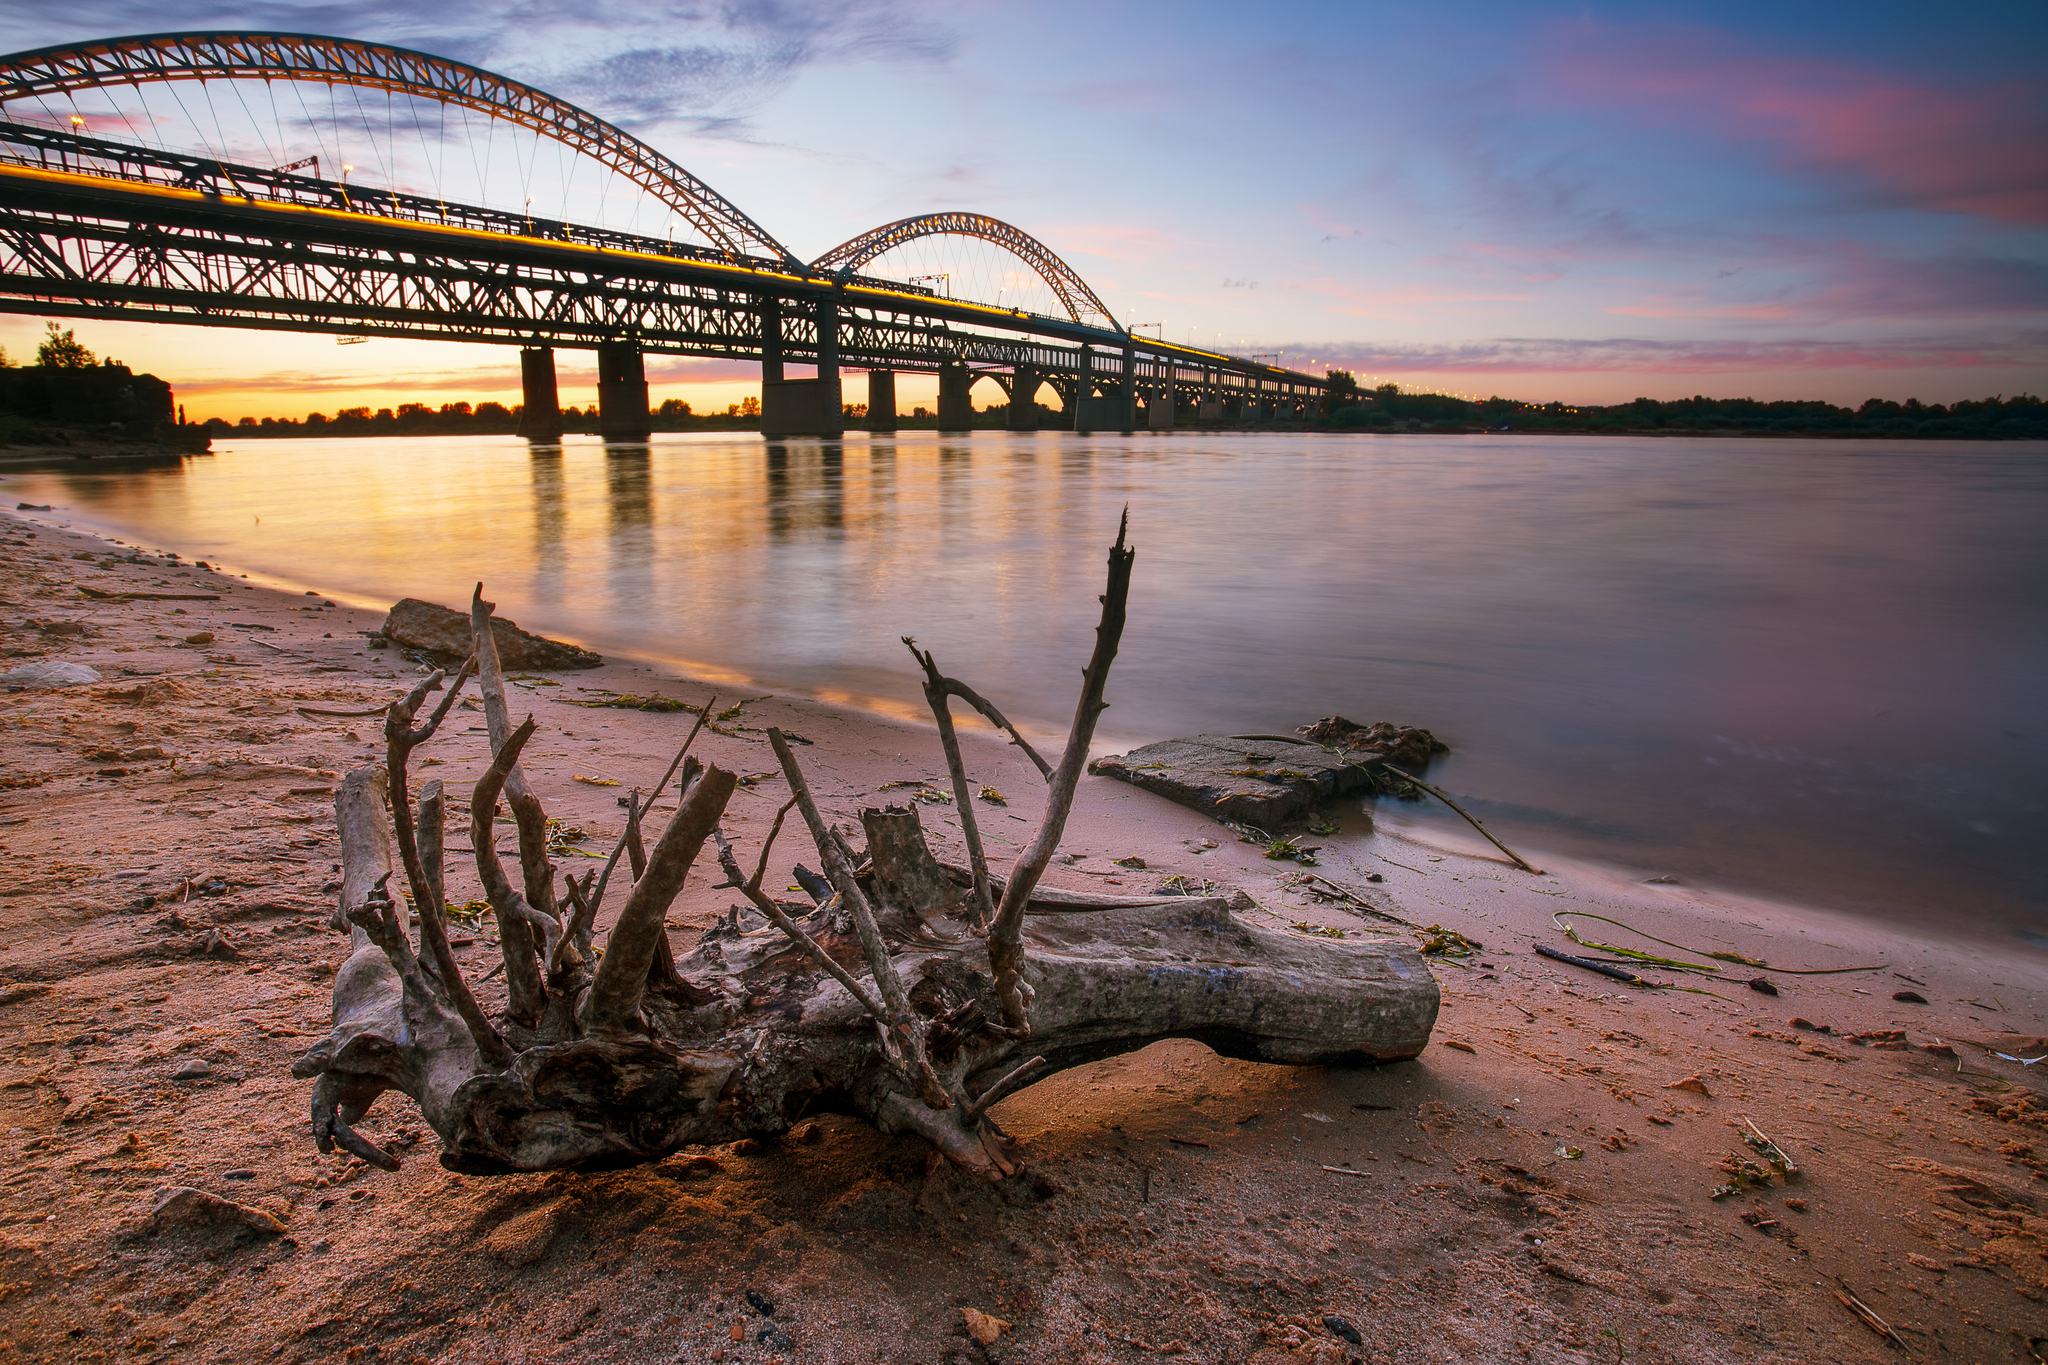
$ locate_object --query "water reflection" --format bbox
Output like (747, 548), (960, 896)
(9, 431), (2044, 940)
(529, 450), (567, 610)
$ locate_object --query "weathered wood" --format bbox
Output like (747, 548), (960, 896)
(295, 543), (1443, 1184)
(579, 765), (738, 1031)
(862, 804), (963, 919)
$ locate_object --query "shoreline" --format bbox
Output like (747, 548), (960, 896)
(2, 508), (2045, 1361)
(19, 482), (2037, 952)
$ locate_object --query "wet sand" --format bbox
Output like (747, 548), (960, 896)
(2, 508), (2044, 1365)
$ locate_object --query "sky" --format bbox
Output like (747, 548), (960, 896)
(0, 0), (2043, 419)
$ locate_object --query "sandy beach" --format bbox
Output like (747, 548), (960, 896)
(1, 506), (2044, 1365)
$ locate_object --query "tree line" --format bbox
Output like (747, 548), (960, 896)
(1318, 372), (2047, 440)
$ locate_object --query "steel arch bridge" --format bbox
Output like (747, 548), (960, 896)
(0, 31), (793, 262)
(0, 30), (1330, 438)
(812, 213), (1116, 326)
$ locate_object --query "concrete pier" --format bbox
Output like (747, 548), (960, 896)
(937, 362), (973, 432)
(596, 339), (650, 443)
(866, 369), (897, 431)
(517, 346), (562, 441)
(1006, 365), (1039, 430)
(1149, 373), (1176, 431)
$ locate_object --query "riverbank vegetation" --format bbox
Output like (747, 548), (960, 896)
(1323, 373), (2048, 439)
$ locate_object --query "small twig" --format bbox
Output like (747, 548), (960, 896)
(962, 1055), (1047, 1125)
(1382, 767), (1542, 874)
(1534, 942), (1661, 988)
(1293, 870), (1419, 928)
(1833, 1281), (1912, 1354)
(1320, 1165), (1372, 1178)
(583, 789), (642, 927)
(653, 697), (716, 800)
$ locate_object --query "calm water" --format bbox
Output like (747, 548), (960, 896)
(10, 432), (2045, 940)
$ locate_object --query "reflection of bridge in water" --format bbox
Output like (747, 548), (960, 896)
(0, 33), (1330, 440)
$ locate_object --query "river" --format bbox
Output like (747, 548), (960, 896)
(8, 431), (2044, 942)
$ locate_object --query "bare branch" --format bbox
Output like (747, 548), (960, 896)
(962, 1055), (1046, 1126)
(988, 512), (1136, 1031)
(470, 584), (559, 925)
(713, 821), (886, 1019)
(769, 728), (953, 1109)
(768, 728), (906, 1018)
(383, 666), (510, 1067)
(902, 637), (998, 928)
(470, 715), (553, 1023)
(751, 796), (797, 893)
(580, 764), (738, 1031)
(584, 789), (642, 928)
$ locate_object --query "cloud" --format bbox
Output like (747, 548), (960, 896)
(1539, 21), (2048, 223)
(1305, 333), (2048, 377)
(1602, 250), (2048, 325)
(0, 1), (956, 132)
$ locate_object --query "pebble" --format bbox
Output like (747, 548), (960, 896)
(171, 1059), (212, 1081)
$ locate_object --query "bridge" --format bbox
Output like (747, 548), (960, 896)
(0, 32), (1331, 441)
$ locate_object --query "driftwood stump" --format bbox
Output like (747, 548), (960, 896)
(294, 521), (1440, 1179)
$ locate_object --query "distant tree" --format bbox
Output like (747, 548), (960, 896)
(440, 401), (473, 418)
(739, 395), (760, 417)
(657, 398), (692, 418)
(237, 416), (257, 427)
(36, 322), (94, 368)
(474, 401), (512, 421)
(0, 344), (11, 367)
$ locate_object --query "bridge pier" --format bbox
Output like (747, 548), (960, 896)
(1073, 345), (1134, 433)
(758, 294), (843, 437)
(597, 339), (650, 443)
(1006, 365), (1039, 430)
(517, 346), (563, 441)
(1149, 370), (1176, 431)
(937, 362), (974, 432)
(866, 369), (897, 431)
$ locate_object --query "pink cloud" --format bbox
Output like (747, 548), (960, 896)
(1541, 24), (2048, 223)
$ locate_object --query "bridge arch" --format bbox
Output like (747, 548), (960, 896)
(0, 31), (795, 263)
(812, 213), (1118, 327)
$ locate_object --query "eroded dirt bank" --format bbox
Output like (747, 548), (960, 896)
(1, 510), (2044, 1365)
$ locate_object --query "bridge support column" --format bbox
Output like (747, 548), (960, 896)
(1150, 370), (1176, 431)
(1118, 347), (1136, 434)
(518, 346), (563, 441)
(866, 370), (897, 432)
(1006, 365), (1039, 430)
(759, 296), (783, 382)
(937, 362), (974, 432)
(1074, 347), (1134, 433)
(597, 339), (651, 443)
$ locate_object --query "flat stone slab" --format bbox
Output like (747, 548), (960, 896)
(380, 597), (600, 671)
(1087, 734), (1371, 827)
